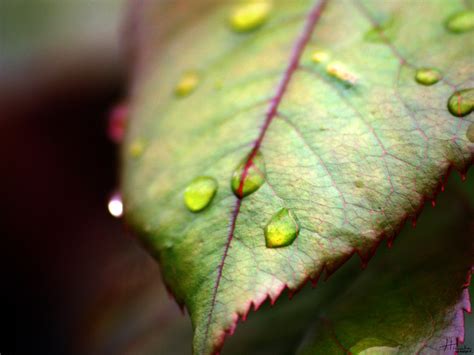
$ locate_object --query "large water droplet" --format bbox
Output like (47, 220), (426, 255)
(184, 176), (218, 212)
(265, 208), (299, 248)
(447, 88), (474, 117)
(350, 338), (399, 355)
(229, 1), (272, 33)
(414, 68), (442, 86)
(231, 151), (266, 198)
(467, 123), (474, 142)
(445, 10), (474, 33)
(108, 192), (123, 218)
(175, 71), (200, 97)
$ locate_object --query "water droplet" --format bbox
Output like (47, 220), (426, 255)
(264, 208), (299, 248)
(184, 176), (218, 212)
(445, 10), (474, 33)
(447, 88), (474, 117)
(467, 123), (474, 142)
(107, 103), (128, 143)
(229, 1), (272, 33)
(175, 71), (200, 97)
(231, 151), (266, 198)
(326, 62), (358, 85)
(311, 49), (330, 64)
(414, 68), (442, 86)
(108, 192), (123, 218)
(350, 338), (399, 355)
(129, 139), (145, 158)
(354, 180), (364, 188)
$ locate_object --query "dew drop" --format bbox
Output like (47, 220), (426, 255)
(445, 10), (474, 33)
(414, 68), (442, 86)
(264, 208), (299, 248)
(467, 123), (474, 142)
(175, 71), (200, 97)
(129, 139), (145, 158)
(231, 151), (266, 198)
(326, 62), (358, 85)
(184, 176), (218, 212)
(229, 1), (272, 33)
(447, 88), (474, 117)
(108, 192), (123, 218)
(311, 49), (330, 64)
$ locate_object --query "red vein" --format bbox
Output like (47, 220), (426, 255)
(201, 0), (330, 351)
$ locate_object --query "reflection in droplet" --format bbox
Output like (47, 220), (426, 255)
(231, 151), (266, 198)
(447, 88), (474, 117)
(414, 68), (442, 86)
(445, 10), (474, 33)
(184, 176), (218, 212)
(229, 1), (272, 33)
(108, 192), (123, 218)
(265, 208), (299, 248)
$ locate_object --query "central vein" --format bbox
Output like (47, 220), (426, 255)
(202, 0), (330, 351)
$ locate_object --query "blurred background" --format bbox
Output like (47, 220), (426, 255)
(0, 1), (192, 354)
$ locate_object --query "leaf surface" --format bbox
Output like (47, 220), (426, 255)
(122, 0), (474, 353)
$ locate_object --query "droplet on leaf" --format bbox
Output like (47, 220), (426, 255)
(467, 123), (474, 142)
(107, 192), (123, 218)
(350, 338), (399, 355)
(184, 176), (218, 212)
(311, 49), (330, 63)
(354, 180), (364, 188)
(364, 17), (396, 43)
(414, 68), (442, 86)
(175, 71), (200, 97)
(231, 151), (266, 198)
(326, 62), (358, 85)
(264, 208), (299, 248)
(129, 139), (145, 158)
(445, 10), (474, 33)
(229, 1), (272, 33)
(447, 88), (474, 117)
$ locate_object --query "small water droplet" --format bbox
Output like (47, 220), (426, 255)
(231, 151), (266, 198)
(467, 123), (474, 142)
(107, 103), (128, 143)
(184, 176), (218, 212)
(447, 88), (474, 117)
(326, 62), (358, 85)
(175, 71), (200, 97)
(229, 1), (272, 33)
(445, 10), (474, 33)
(108, 192), (123, 218)
(350, 338), (399, 355)
(354, 180), (364, 188)
(129, 139), (145, 158)
(311, 49), (330, 64)
(264, 208), (299, 248)
(364, 17), (397, 43)
(414, 68), (442, 86)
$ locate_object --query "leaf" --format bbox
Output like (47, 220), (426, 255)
(122, 0), (474, 353)
(295, 181), (473, 354)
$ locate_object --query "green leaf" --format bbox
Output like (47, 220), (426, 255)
(122, 0), (474, 353)
(295, 181), (473, 354)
